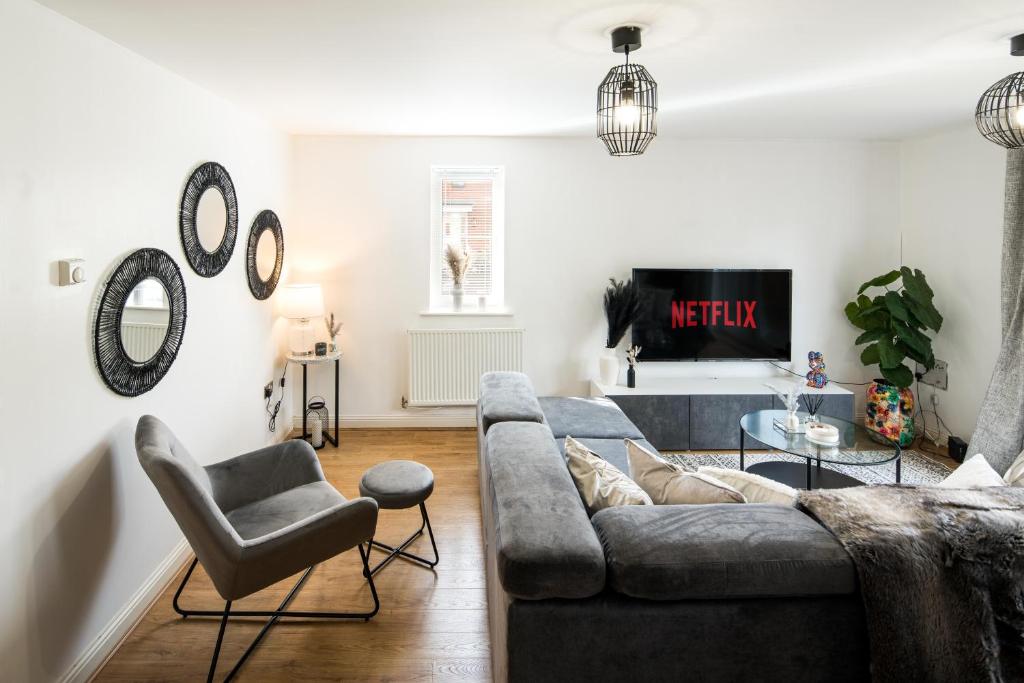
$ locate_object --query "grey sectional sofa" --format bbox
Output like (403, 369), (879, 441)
(477, 372), (869, 682)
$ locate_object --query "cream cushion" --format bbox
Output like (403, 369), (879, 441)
(698, 466), (798, 506)
(565, 435), (652, 513)
(626, 439), (746, 505)
(937, 453), (1005, 489)
(1003, 449), (1024, 486)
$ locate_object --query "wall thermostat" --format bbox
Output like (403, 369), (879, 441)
(59, 259), (86, 286)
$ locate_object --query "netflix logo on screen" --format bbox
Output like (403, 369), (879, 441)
(671, 300), (758, 329)
(631, 269), (792, 361)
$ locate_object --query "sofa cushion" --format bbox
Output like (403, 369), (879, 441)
(554, 436), (656, 475)
(627, 439), (746, 505)
(484, 421), (606, 599)
(538, 396), (644, 440)
(479, 372), (545, 433)
(592, 504), (856, 600)
(698, 466), (798, 506)
(565, 436), (652, 514)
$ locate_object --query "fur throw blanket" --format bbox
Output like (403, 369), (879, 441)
(799, 485), (1024, 683)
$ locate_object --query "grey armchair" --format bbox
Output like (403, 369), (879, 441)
(136, 415), (380, 682)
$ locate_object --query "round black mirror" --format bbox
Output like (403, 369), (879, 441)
(246, 210), (284, 300)
(95, 249), (187, 396)
(179, 162), (238, 277)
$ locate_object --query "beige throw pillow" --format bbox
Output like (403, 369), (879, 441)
(565, 436), (652, 513)
(937, 453), (1005, 489)
(626, 439), (746, 505)
(1004, 449), (1024, 486)
(697, 466), (798, 506)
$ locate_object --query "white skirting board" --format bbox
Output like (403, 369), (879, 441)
(58, 538), (191, 683)
(292, 411), (476, 429)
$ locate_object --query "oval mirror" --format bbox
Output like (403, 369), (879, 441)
(195, 187), (227, 253)
(255, 229), (277, 280)
(121, 277), (171, 363)
(179, 161), (238, 277)
(246, 210), (284, 300)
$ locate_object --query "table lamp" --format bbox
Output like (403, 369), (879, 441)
(281, 283), (324, 355)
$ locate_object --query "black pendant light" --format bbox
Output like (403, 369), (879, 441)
(976, 33), (1024, 149)
(597, 26), (658, 156)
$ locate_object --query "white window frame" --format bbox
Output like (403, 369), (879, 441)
(428, 165), (506, 312)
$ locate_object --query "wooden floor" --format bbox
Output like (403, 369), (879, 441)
(96, 428), (489, 682)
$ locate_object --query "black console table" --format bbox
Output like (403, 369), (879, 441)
(287, 351), (340, 448)
(591, 377), (854, 451)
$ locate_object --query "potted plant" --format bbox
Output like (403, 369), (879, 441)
(444, 243), (471, 311)
(844, 266), (943, 446)
(601, 278), (641, 385)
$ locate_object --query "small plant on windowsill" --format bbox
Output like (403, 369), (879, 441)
(600, 278), (641, 385)
(444, 242), (472, 311)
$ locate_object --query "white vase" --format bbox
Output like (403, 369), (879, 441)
(599, 348), (619, 386)
(785, 410), (801, 432)
(452, 284), (464, 311)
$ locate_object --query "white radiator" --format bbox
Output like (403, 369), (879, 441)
(407, 328), (525, 406)
(121, 322), (168, 361)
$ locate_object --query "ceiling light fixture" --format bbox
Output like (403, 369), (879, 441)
(597, 26), (658, 156)
(976, 32), (1024, 149)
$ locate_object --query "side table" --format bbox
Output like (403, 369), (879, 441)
(287, 351), (341, 448)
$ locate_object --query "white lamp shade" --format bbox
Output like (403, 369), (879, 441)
(281, 284), (324, 319)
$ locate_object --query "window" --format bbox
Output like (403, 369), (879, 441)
(429, 166), (505, 310)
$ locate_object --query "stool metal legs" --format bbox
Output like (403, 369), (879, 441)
(364, 502), (439, 576)
(173, 544), (379, 682)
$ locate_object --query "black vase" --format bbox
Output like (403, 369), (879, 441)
(627, 366), (636, 388)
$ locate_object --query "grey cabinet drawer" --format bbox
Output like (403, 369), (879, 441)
(690, 395), (772, 450)
(607, 395), (690, 451)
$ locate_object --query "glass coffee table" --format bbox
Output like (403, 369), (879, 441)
(739, 410), (902, 489)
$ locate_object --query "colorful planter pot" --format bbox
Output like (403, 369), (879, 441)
(865, 380), (915, 447)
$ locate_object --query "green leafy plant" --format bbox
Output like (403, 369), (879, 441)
(844, 267), (943, 389)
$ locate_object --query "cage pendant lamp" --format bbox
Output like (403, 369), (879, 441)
(976, 33), (1024, 149)
(597, 26), (658, 156)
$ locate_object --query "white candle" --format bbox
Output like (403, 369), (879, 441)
(310, 413), (323, 448)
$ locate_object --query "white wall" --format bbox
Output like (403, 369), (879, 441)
(0, 1), (292, 680)
(900, 124), (1007, 441)
(287, 136), (902, 424)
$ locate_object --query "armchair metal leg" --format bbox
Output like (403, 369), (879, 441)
(365, 502), (440, 576)
(175, 546), (380, 681)
(207, 600), (231, 683)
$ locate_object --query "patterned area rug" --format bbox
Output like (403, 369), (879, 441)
(662, 450), (952, 486)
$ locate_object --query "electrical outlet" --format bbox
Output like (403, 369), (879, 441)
(918, 359), (948, 391)
(264, 382), (273, 399)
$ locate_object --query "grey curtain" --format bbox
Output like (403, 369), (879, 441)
(969, 148), (1024, 473)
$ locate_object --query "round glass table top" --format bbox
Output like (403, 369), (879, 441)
(740, 410), (901, 466)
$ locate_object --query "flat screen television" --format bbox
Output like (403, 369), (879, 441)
(631, 268), (792, 361)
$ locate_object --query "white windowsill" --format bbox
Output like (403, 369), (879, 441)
(419, 307), (514, 317)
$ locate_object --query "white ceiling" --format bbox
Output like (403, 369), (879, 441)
(37, 0), (1024, 139)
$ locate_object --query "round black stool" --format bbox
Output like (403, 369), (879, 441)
(358, 460), (439, 575)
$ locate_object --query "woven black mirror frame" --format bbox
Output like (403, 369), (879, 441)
(94, 248), (187, 397)
(179, 161), (239, 277)
(246, 209), (284, 300)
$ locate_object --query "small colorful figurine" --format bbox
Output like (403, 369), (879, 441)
(806, 351), (828, 389)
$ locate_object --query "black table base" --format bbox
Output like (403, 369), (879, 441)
(746, 461), (864, 490)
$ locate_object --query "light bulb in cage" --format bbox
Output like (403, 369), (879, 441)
(597, 26), (658, 156)
(615, 81), (640, 127)
(976, 33), (1024, 149)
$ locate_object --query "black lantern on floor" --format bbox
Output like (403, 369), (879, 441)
(597, 26), (658, 156)
(976, 33), (1024, 149)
